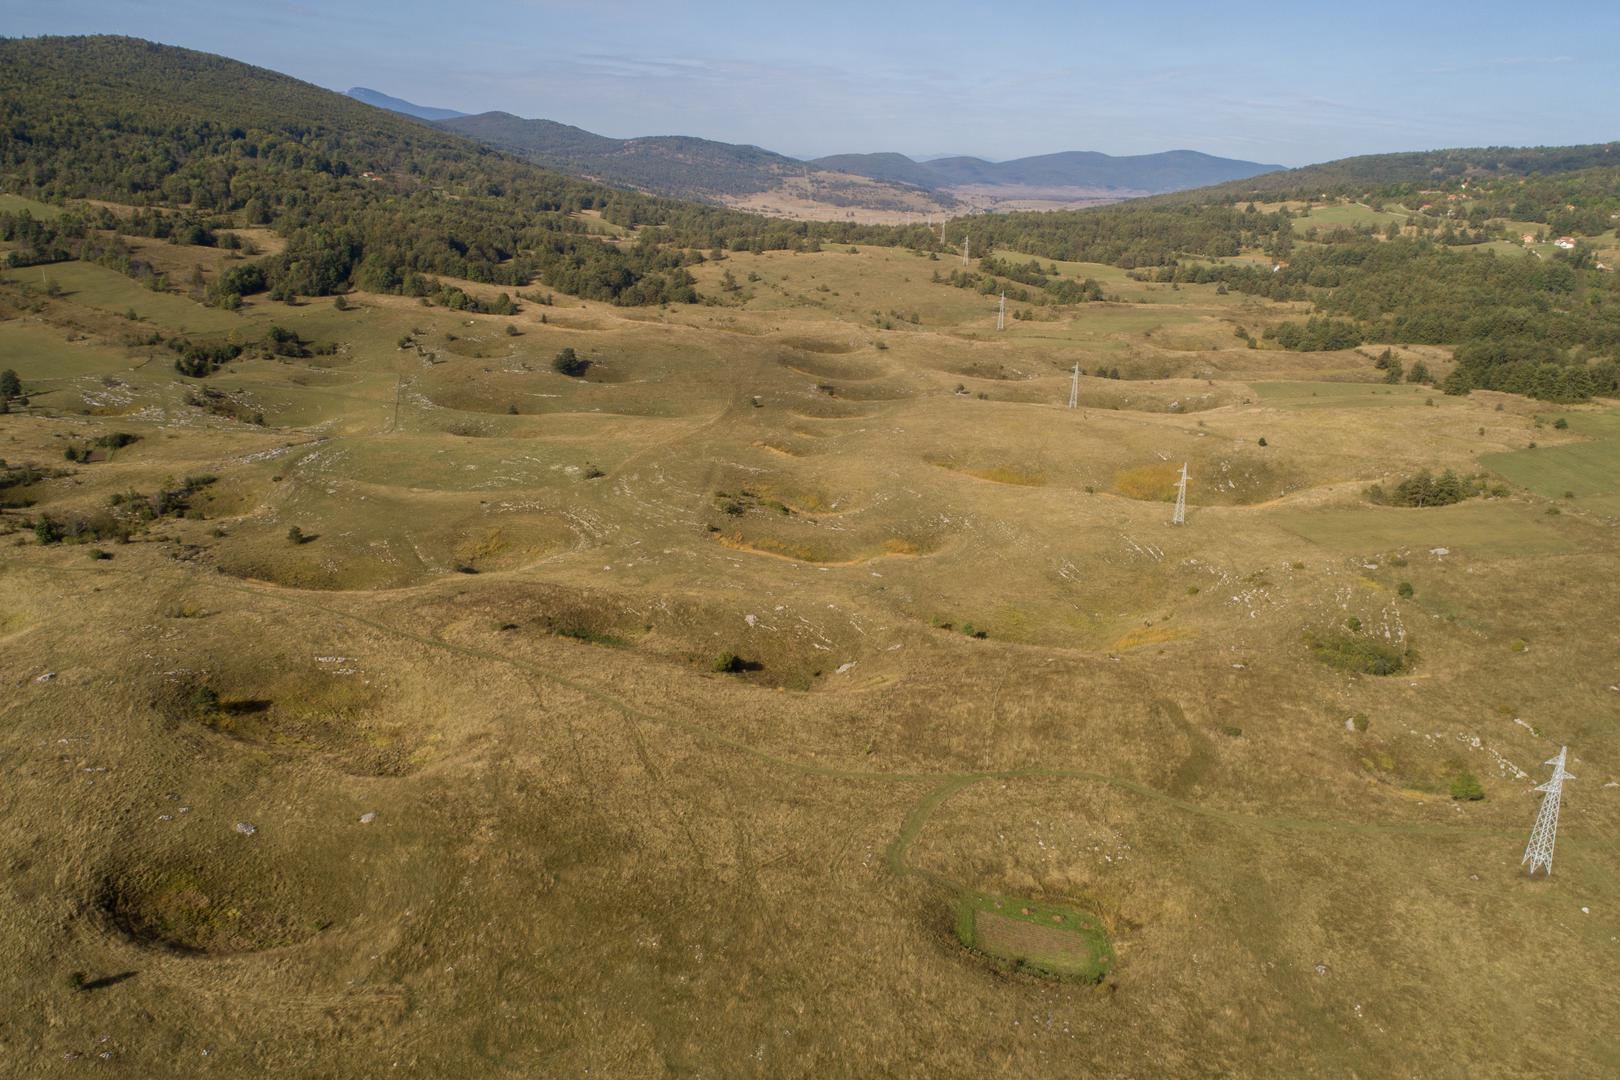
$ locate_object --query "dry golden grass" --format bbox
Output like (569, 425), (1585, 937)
(1, 240), (1618, 1078)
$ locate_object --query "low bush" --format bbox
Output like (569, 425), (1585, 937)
(1305, 629), (1412, 675)
(552, 347), (590, 377)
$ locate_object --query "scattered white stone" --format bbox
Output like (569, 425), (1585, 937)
(1430, 547), (1449, 557)
(745, 614), (758, 628)
(1314, 964), (1329, 976)
(1581, 907), (1591, 914)
(359, 812), (377, 824)
(35, 672), (55, 683)
(835, 662), (856, 675)
(234, 821), (257, 836)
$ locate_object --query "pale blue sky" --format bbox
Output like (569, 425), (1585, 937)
(4, 0), (1615, 166)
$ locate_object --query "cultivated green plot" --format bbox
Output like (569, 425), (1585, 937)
(301, 433), (621, 492)
(1272, 500), (1584, 557)
(1250, 380), (1434, 408)
(0, 193), (62, 219)
(954, 892), (1112, 981)
(2, 261), (241, 334)
(0, 320), (138, 383)
(1482, 412), (1620, 497)
(1291, 202), (1408, 234)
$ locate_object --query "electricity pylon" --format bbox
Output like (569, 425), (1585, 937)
(997, 292), (1006, 331)
(1068, 364), (1080, 409)
(1171, 462), (1189, 525)
(962, 236), (970, 266)
(1523, 746), (1574, 877)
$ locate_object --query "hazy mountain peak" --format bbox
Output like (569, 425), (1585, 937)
(346, 86), (466, 122)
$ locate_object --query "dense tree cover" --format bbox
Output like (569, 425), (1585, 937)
(958, 203), (1292, 268)
(0, 36), (942, 306)
(1157, 143), (1620, 205)
(1263, 317), (1363, 352)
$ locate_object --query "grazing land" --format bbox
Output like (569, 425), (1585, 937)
(5, 223), (1620, 1078)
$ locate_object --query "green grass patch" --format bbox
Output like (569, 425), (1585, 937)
(1482, 411), (1620, 498)
(3, 261), (241, 334)
(1273, 500), (1582, 558)
(0, 193), (62, 219)
(1290, 202), (1409, 234)
(554, 625), (628, 647)
(0, 320), (136, 386)
(953, 892), (1112, 982)
(1250, 381), (1433, 409)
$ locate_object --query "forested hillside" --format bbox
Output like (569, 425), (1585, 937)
(437, 112), (827, 200)
(0, 36), (932, 306)
(1161, 143), (1620, 203)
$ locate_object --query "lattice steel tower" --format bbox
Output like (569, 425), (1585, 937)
(1171, 462), (1189, 525)
(1068, 364), (1080, 409)
(1523, 746), (1574, 877)
(997, 292), (1006, 331)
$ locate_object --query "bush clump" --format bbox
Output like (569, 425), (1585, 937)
(713, 651), (751, 674)
(552, 347), (590, 377)
(1367, 469), (1484, 508)
(1449, 772), (1485, 801)
(1305, 629), (1412, 675)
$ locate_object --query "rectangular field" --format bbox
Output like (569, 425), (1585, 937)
(1482, 411), (1620, 498)
(1271, 500), (1584, 557)
(1250, 381), (1434, 408)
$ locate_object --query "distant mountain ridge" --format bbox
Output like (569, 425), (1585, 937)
(346, 86), (466, 122)
(812, 149), (1286, 194)
(435, 111), (809, 200)
(347, 87), (1283, 212)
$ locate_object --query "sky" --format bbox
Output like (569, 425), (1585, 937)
(4, 0), (1617, 167)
